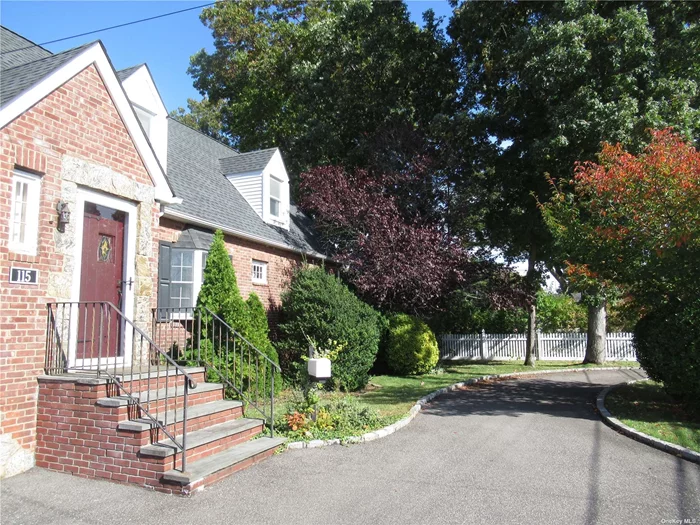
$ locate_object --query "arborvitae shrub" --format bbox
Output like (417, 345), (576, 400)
(246, 292), (282, 394)
(196, 230), (249, 335)
(634, 299), (700, 411)
(278, 265), (382, 391)
(385, 313), (439, 375)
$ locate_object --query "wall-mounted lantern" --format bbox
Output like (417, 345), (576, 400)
(56, 201), (70, 232)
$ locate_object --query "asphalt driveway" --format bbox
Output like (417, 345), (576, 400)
(4, 369), (699, 525)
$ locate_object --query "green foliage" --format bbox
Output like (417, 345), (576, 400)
(277, 392), (386, 442)
(385, 313), (439, 376)
(246, 292), (282, 394)
(430, 290), (528, 334)
(634, 299), (700, 411)
(536, 292), (587, 333)
(170, 98), (231, 146)
(196, 230), (249, 333)
(448, 1), (700, 299)
(187, 0), (456, 179)
(278, 265), (383, 391)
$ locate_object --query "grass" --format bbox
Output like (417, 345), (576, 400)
(605, 380), (700, 453)
(272, 360), (637, 441)
(358, 360), (638, 418)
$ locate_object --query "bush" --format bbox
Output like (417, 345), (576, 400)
(536, 291), (587, 332)
(246, 292), (282, 394)
(196, 230), (249, 333)
(278, 266), (382, 391)
(634, 299), (700, 411)
(385, 313), (439, 375)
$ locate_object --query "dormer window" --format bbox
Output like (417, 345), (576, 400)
(270, 176), (282, 218)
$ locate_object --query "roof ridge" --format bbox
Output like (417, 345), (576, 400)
(167, 115), (240, 155)
(1, 40), (96, 73)
(0, 25), (53, 56)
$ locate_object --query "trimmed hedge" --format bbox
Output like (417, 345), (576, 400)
(385, 313), (439, 375)
(278, 266), (382, 391)
(634, 298), (700, 411)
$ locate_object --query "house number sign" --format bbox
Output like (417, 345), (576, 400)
(9, 267), (39, 285)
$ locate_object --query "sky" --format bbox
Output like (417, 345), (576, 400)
(1, 0), (454, 112)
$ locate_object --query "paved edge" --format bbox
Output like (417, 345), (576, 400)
(596, 381), (700, 465)
(286, 366), (641, 450)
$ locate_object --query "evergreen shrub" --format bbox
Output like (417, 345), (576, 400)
(634, 299), (700, 411)
(385, 313), (439, 375)
(278, 266), (382, 391)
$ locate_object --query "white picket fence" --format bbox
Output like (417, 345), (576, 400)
(440, 332), (636, 362)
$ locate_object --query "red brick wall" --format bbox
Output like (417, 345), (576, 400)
(0, 64), (155, 464)
(153, 218), (323, 331)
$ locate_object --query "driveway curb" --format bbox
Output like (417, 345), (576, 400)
(286, 365), (641, 450)
(596, 381), (700, 464)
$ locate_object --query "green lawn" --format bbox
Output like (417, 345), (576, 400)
(358, 360), (638, 418)
(605, 380), (700, 453)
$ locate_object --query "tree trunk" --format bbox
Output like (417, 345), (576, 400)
(584, 301), (606, 364)
(524, 248), (537, 367)
(525, 302), (537, 367)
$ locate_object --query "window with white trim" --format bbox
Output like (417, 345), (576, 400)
(269, 176), (281, 218)
(170, 249), (194, 309)
(252, 260), (267, 284)
(9, 170), (41, 255)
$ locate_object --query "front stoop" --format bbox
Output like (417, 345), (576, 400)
(36, 368), (285, 495)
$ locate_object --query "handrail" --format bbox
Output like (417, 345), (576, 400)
(46, 301), (196, 472)
(152, 306), (280, 437)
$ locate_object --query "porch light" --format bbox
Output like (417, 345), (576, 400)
(56, 201), (70, 233)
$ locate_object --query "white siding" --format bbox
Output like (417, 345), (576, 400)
(228, 171), (263, 218)
(262, 150), (290, 230)
(121, 66), (169, 170)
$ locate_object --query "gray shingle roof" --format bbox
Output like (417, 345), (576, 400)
(0, 26), (52, 71)
(219, 148), (277, 175)
(116, 64), (144, 82)
(166, 118), (324, 256)
(0, 41), (95, 107)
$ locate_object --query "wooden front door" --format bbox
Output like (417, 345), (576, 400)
(77, 202), (126, 360)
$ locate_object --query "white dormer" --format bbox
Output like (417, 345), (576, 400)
(118, 64), (168, 170)
(220, 148), (290, 230)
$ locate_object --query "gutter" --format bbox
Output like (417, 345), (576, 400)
(161, 208), (328, 261)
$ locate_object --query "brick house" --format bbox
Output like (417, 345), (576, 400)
(0, 26), (325, 490)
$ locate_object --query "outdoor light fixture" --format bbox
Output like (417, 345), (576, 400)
(56, 201), (70, 233)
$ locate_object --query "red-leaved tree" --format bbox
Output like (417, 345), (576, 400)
(299, 164), (467, 314)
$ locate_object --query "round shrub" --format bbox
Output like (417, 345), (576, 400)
(634, 298), (700, 411)
(386, 313), (439, 375)
(278, 266), (382, 391)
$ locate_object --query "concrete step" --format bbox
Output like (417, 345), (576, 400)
(139, 418), (264, 459)
(117, 399), (243, 432)
(161, 437), (286, 489)
(96, 381), (223, 408)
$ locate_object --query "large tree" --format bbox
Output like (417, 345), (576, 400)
(184, 0), (456, 180)
(448, 0), (700, 365)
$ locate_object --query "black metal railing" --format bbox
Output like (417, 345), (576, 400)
(152, 306), (280, 437)
(46, 301), (197, 472)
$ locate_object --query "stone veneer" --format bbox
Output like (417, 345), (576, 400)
(0, 64), (159, 478)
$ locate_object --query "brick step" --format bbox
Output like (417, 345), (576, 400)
(115, 367), (206, 394)
(117, 399), (244, 436)
(96, 382), (224, 412)
(161, 437), (286, 493)
(139, 418), (264, 466)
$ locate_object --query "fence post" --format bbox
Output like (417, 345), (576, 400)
(480, 329), (485, 360)
(536, 331), (541, 360)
